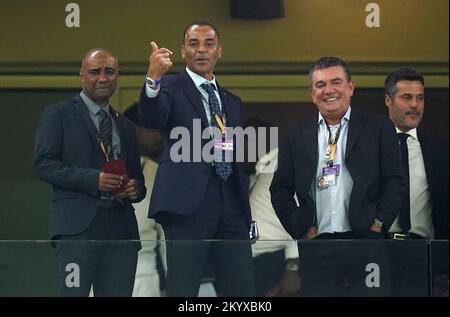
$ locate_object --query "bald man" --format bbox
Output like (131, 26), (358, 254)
(33, 48), (146, 296)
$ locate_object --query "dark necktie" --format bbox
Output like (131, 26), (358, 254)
(398, 133), (411, 232)
(98, 109), (112, 160)
(201, 83), (232, 180)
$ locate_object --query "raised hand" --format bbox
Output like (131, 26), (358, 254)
(147, 41), (173, 81)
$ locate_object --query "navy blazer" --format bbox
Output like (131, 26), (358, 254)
(270, 111), (406, 239)
(139, 70), (251, 225)
(417, 130), (449, 239)
(33, 94), (145, 239)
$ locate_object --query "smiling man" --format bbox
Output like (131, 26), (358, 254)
(270, 56), (406, 296)
(139, 22), (254, 297)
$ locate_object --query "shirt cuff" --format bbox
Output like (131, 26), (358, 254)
(284, 241), (300, 259)
(145, 83), (160, 98)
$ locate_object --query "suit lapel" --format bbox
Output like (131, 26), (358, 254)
(303, 118), (318, 165)
(345, 111), (363, 159)
(181, 70), (209, 129)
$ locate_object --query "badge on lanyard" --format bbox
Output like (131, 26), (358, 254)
(319, 123), (342, 188)
(318, 173), (336, 188)
(214, 138), (234, 152)
(212, 113), (234, 152)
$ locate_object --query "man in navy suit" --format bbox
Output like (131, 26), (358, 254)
(33, 48), (145, 296)
(139, 21), (254, 296)
(384, 68), (449, 296)
(270, 57), (405, 296)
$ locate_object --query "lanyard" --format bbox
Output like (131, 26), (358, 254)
(325, 122), (342, 166)
(213, 113), (226, 135)
(99, 141), (110, 162)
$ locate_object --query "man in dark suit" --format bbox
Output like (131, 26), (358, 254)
(384, 68), (449, 296)
(270, 56), (406, 296)
(385, 68), (449, 240)
(139, 21), (254, 296)
(33, 48), (145, 296)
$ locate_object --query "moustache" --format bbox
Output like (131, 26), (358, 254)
(406, 111), (421, 116)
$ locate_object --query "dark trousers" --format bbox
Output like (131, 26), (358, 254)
(158, 174), (255, 297)
(299, 232), (391, 297)
(55, 207), (139, 297)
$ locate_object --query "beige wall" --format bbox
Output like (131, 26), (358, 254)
(0, 0), (448, 106)
(1, 0), (448, 64)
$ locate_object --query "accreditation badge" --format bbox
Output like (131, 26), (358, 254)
(214, 137), (234, 152)
(317, 164), (340, 188)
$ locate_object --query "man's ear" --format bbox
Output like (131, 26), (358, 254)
(309, 86), (315, 100)
(348, 79), (356, 96)
(181, 45), (185, 59)
(385, 94), (392, 108)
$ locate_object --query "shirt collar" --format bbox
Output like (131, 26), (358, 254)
(185, 67), (218, 91)
(395, 127), (417, 140)
(80, 91), (110, 116)
(318, 106), (352, 126)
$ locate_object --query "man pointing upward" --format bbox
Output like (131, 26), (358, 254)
(139, 21), (255, 297)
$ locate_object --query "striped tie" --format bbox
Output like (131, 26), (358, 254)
(98, 109), (112, 160)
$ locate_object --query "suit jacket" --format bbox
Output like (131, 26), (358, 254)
(139, 70), (251, 225)
(418, 130), (449, 239)
(270, 110), (406, 239)
(33, 94), (146, 239)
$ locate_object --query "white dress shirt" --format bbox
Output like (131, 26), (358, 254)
(250, 149), (299, 259)
(389, 128), (434, 239)
(312, 107), (353, 235)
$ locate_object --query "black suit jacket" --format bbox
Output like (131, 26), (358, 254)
(270, 110), (406, 239)
(418, 130), (449, 239)
(139, 70), (251, 225)
(33, 94), (145, 239)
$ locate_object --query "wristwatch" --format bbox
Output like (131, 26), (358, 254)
(145, 76), (161, 89)
(374, 218), (383, 229)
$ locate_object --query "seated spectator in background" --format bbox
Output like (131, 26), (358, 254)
(124, 103), (167, 297)
(250, 148), (300, 296)
(243, 118), (300, 297)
